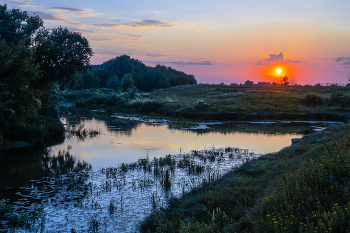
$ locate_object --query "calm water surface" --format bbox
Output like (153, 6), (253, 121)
(2, 108), (323, 232)
(52, 108), (304, 167)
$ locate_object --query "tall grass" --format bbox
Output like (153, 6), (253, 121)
(255, 132), (350, 232)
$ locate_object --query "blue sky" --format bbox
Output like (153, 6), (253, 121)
(2, 0), (350, 84)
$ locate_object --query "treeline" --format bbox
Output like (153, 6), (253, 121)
(68, 55), (197, 92)
(0, 4), (92, 145)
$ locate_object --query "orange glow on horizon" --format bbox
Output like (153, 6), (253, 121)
(261, 64), (294, 82)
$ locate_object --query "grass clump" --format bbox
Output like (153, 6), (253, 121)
(255, 132), (350, 232)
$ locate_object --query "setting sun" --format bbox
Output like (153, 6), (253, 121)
(276, 68), (282, 75)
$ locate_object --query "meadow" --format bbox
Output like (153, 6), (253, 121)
(58, 84), (350, 123)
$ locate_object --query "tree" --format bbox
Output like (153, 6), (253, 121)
(83, 72), (100, 89)
(0, 4), (43, 124)
(0, 37), (41, 123)
(93, 69), (111, 88)
(0, 3), (92, 143)
(282, 75), (289, 86)
(0, 4), (43, 47)
(33, 27), (93, 86)
(244, 80), (253, 86)
(122, 73), (135, 92)
(32, 26), (92, 114)
(106, 76), (122, 91)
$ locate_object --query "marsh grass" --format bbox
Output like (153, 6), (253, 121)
(139, 124), (350, 233)
(66, 85), (350, 122)
(66, 123), (101, 142)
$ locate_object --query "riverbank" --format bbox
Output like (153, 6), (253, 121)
(57, 84), (350, 122)
(139, 123), (350, 232)
(0, 116), (65, 148)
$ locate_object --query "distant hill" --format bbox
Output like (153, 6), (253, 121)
(92, 55), (197, 91)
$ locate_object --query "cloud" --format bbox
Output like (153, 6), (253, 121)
(79, 9), (101, 18)
(257, 52), (305, 65)
(92, 23), (121, 29)
(263, 52), (285, 63)
(47, 7), (84, 12)
(155, 61), (213, 66)
(89, 38), (118, 42)
(1, 0), (35, 7)
(335, 57), (350, 67)
(93, 19), (179, 30)
(94, 50), (131, 56)
(27, 11), (64, 21)
(66, 27), (94, 33)
(127, 20), (175, 28)
(118, 34), (145, 41)
(335, 57), (348, 62)
(255, 62), (265, 66)
(48, 7), (101, 18)
(143, 52), (165, 57)
(285, 59), (303, 64)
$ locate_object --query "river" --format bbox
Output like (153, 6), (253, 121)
(0, 108), (333, 232)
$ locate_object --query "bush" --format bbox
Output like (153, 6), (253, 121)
(302, 93), (323, 106)
(329, 91), (350, 107)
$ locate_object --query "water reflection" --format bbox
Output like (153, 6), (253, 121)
(52, 108), (307, 167)
(0, 145), (91, 202)
(61, 108), (141, 137)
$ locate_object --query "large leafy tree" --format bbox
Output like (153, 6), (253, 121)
(0, 4), (43, 128)
(0, 38), (41, 124)
(32, 27), (93, 114)
(0, 4), (93, 143)
(0, 4), (43, 46)
(33, 27), (93, 86)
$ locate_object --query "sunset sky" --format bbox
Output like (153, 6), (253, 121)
(2, 0), (350, 84)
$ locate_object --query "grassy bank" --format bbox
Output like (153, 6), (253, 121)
(139, 124), (350, 232)
(58, 84), (350, 122)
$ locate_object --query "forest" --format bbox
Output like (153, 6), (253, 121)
(69, 55), (197, 91)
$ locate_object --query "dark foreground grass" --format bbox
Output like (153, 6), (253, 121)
(65, 85), (350, 122)
(139, 124), (350, 233)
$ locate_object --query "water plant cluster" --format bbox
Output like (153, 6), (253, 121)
(140, 124), (350, 233)
(1, 145), (257, 232)
(65, 123), (101, 142)
(103, 146), (251, 193)
(0, 149), (91, 232)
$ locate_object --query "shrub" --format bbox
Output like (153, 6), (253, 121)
(302, 93), (323, 106)
(329, 91), (350, 107)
